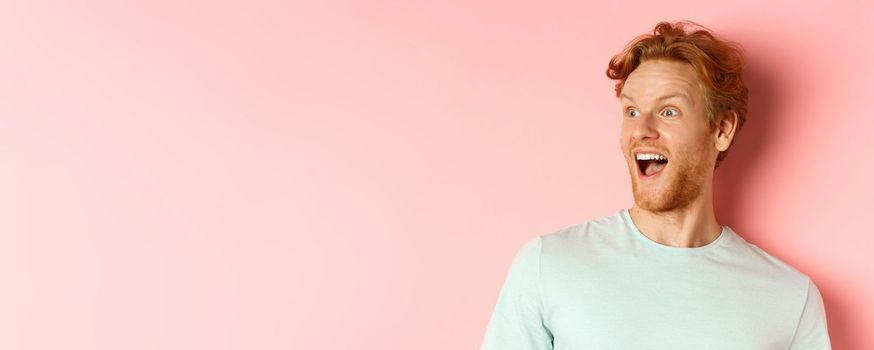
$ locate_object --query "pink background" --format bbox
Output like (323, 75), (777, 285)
(1, 0), (871, 349)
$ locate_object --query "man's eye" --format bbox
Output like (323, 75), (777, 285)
(661, 108), (679, 117)
(627, 109), (640, 117)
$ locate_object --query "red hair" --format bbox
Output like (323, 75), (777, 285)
(607, 21), (748, 168)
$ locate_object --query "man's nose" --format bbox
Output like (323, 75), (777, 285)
(631, 113), (659, 141)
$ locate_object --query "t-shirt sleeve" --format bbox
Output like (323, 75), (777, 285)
(480, 236), (554, 350)
(788, 278), (832, 349)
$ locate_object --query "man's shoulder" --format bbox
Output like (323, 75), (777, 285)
(721, 228), (813, 291)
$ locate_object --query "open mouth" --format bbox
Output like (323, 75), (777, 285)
(635, 152), (668, 177)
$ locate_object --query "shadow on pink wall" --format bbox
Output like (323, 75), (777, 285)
(713, 54), (850, 349)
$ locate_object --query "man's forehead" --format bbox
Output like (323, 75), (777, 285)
(621, 60), (702, 102)
(620, 91), (693, 103)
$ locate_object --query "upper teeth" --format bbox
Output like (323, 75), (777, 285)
(636, 153), (667, 161)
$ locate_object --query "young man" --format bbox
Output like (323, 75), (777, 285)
(480, 21), (831, 349)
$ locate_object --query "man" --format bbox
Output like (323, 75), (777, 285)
(480, 21), (831, 349)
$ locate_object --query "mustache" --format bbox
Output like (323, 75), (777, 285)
(629, 144), (669, 155)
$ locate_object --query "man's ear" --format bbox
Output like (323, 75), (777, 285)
(715, 110), (739, 152)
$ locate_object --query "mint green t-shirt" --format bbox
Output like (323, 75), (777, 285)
(481, 209), (831, 349)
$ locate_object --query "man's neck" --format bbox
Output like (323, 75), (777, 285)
(627, 194), (722, 248)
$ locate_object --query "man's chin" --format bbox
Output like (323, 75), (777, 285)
(633, 184), (702, 212)
(635, 200), (668, 213)
(632, 186), (677, 211)
(633, 196), (665, 212)
(628, 160), (705, 212)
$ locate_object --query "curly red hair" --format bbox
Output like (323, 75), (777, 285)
(607, 20), (748, 168)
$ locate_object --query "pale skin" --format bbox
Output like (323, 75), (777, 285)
(619, 59), (739, 248)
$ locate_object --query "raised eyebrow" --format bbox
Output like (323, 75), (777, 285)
(657, 93), (690, 102)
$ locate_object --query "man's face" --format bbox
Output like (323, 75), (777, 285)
(619, 59), (718, 212)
